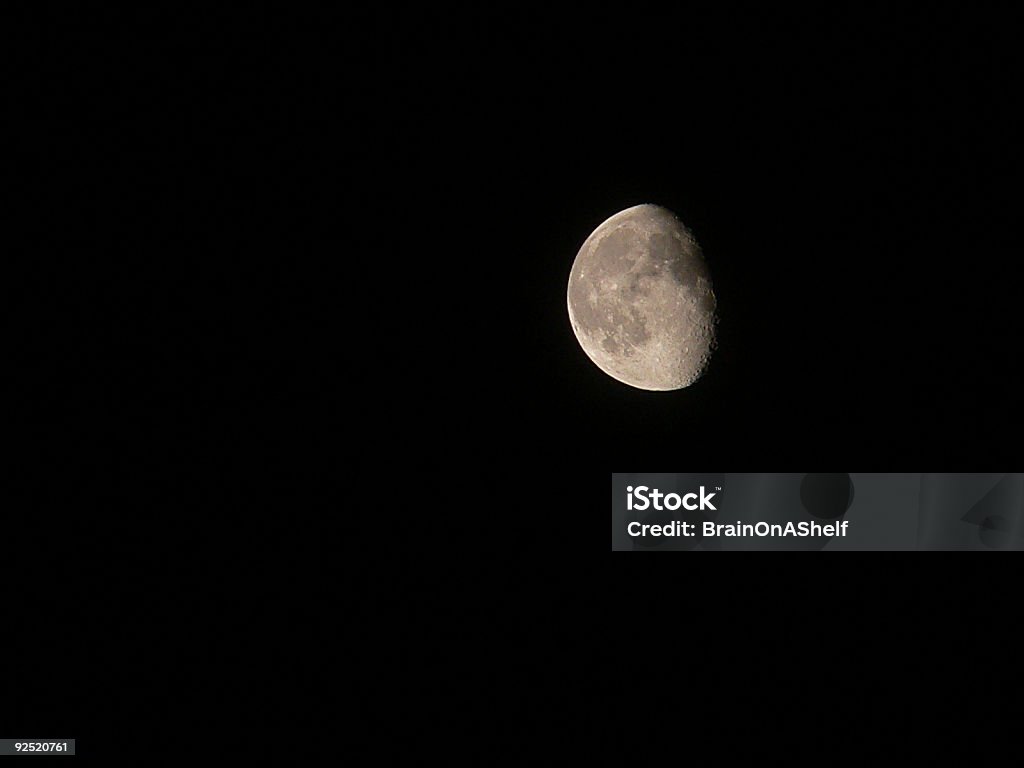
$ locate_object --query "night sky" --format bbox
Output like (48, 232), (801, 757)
(10, 6), (1023, 743)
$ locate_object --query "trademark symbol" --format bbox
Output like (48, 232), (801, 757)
(716, 487), (722, 491)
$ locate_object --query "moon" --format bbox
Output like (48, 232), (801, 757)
(567, 204), (716, 391)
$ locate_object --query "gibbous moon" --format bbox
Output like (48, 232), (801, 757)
(567, 204), (716, 391)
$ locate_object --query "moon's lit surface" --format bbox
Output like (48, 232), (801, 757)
(567, 204), (717, 391)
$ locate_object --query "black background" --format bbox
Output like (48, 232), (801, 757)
(356, 7), (1023, 470)
(11, 5), (1024, 749)
(21, 7), (1021, 472)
